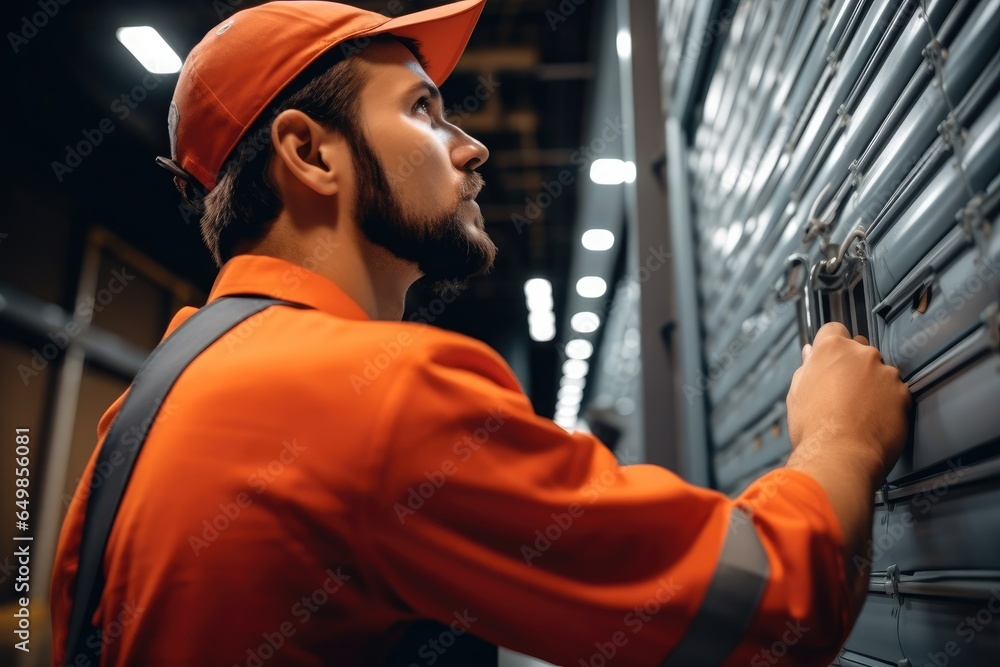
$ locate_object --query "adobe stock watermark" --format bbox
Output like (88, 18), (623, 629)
(546, 0), (587, 31)
(893, 252), (1000, 369)
(569, 244), (671, 346)
(728, 468), (791, 536)
(922, 588), (1000, 667)
(519, 452), (644, 567)
(386, 73), (501, 187)
(18, 266), (137, 385)
(393, 408), (512, 524)
(720, 99), (801, 194)
(7, 0), (71, 54)
(350, 284), (468, 394)
(577, 577), (683, 667)
(853, 459), (967, 574)
(510, 115), (628, 234)
(408, 610), (479, 666)
(235, 566), (351, 667)
(223, 235), (348, 353)
(188, 438), (307, 555)
(72, 600), (146, 660)
(682, 298), (796, 405)
(62, 397), (178, 510)
(749, 620), (810, 666)
(670, 7), (735, 66)
(51, 74), (168, 182)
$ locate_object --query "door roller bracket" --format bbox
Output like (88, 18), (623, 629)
(884, 564), (901, 600)
(777, 225), (874, 346)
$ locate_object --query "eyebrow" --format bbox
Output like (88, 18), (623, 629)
(404, 80), (441, 102)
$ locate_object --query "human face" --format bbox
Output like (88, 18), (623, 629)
(348, 40), (496, 290)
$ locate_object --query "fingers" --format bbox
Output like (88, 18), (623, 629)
(814, 321), (851, 343)
(854, 335), (869, 346)
(801, 343), (813, 362)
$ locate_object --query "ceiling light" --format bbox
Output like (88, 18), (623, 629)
(524, 278), (552, 298)
(554, 416), (577, 431)
(570, 312), (601, 333)
(526, 291), (554, 312)
(582, 229), (615, 251)
(589, 159), (636, 185)
(576, 276), (607, 298)
(528, 311), (555, 327)
(529, 326), (556, 343)
(116, 26), (182, 74)
(565, 339), (594, 360)
(555, 404), (579, 418)
(558, 385), (583, 402)
(562, 359), (589, 379)
(616, 29), (631, 59)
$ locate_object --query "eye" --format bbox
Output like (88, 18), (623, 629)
(413, 96), (432, 116)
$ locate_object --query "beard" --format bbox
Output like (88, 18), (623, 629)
(348, 129), (497, 295)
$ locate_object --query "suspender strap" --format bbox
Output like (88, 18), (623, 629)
(65, 296), (302, 664)
(659, 506), (770, 666)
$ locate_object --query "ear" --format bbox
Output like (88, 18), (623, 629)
(270, 109), (344, 197)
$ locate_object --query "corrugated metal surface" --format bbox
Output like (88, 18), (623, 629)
(657, 0), (1000, 663)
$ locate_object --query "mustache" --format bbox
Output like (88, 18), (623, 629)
(460, 172), (485, 200)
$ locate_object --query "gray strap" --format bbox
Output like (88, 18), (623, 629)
(65, 295), (305, 664)
(659, 507), (770, 666)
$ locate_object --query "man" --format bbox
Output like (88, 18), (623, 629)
(50, 1), (911, 665)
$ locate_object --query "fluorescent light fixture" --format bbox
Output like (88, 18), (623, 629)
(560, 375), (586, 389)
(555, 404), (579, 418)
(565, 339), (594, 360)
(562, 359), (589, 379)
(616, 29), (631, 59)
(570, 312), (601, 333)
(576, 276), (607, 298)
(526, 291), (554, 313)
(525, 277), (555, 341)
(554, 416), (577, 431)
(524, 278), (552, 298)
(557, 385), (583, 402)
(528, 311), (555, 327)
(589, 159), (636, 185)
(116, 26), (182, 74)
(582, 229), (615, 251)
(529, 325), (555, 342)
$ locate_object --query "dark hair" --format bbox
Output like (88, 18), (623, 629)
(189, 35), (424, 266)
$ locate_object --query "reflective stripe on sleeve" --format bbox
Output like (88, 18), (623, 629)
(659, 506), (769, 666)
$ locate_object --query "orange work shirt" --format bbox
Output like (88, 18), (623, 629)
(51, 254), (851, 666)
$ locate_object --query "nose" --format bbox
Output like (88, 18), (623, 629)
(450, 126), (489, 171)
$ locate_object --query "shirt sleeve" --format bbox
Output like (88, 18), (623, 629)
(359, 332), (853, 667)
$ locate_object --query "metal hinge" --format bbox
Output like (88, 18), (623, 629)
(884, 564), (901, 599)
(880, 481), (894, 511)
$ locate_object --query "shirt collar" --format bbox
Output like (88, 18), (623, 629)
(207, 254), (371, 321)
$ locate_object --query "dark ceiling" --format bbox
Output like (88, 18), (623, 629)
(2, 0), (600, 413)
